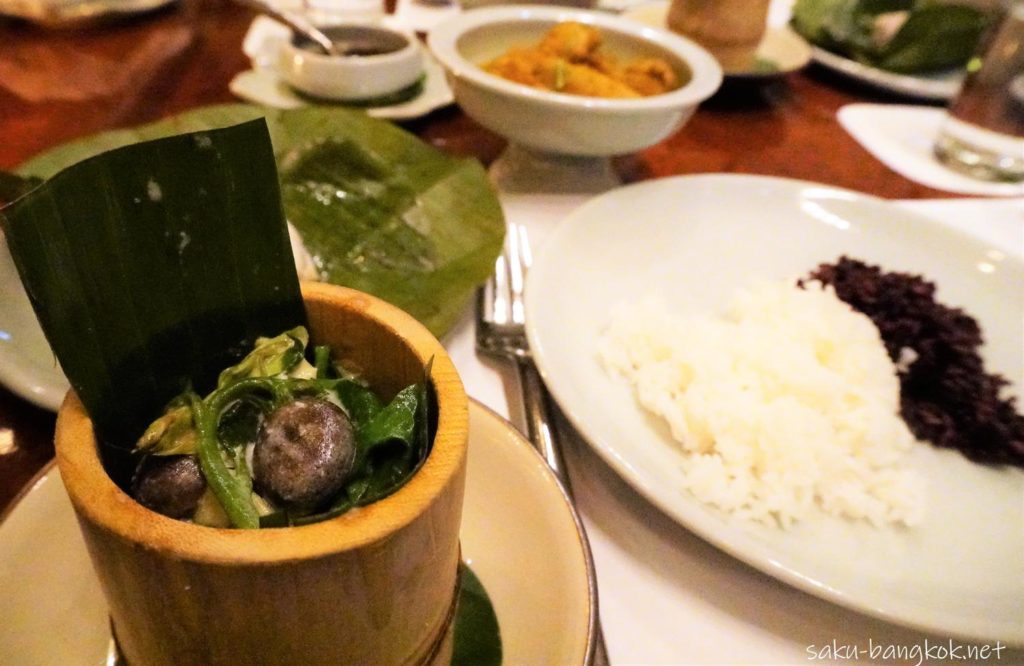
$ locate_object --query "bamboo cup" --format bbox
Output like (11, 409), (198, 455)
(667, 0), (770, 72)
(55, 283), (469, 666)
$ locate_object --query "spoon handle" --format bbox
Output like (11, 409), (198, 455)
(231, 0), (338, 56)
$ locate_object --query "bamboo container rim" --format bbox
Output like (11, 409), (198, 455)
(55, 282), (468, 565)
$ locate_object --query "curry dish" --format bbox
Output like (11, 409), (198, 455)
(482, 22), (683, 98)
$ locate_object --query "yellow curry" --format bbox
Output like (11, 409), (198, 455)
(482, 22), (683, 98)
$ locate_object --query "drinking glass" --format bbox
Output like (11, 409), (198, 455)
(933, 1), (1024, 183)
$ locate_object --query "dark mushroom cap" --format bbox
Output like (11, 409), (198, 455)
(254, 398), (357, 509)
(131, 455), (207, 519)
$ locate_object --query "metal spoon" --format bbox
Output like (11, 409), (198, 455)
(232, 0), (340, 56)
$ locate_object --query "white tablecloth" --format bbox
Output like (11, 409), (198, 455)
(443, 193), (1024, 665)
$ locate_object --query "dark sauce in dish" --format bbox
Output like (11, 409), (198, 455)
(293, 25), (409, 57)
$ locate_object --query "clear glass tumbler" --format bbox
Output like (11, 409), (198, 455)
(933, 1), (1024, 183)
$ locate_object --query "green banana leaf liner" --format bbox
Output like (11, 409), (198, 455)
(1, 120), (305, 482)
(14, 104), (506, 338)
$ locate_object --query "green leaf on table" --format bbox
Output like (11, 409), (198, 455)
(17, 104), (506, 338)
(1, 120), (305, 480)
(452, 563), (502, 666)
(271, 107), (505, 337)
(871, 4), (989, 73)
(791, 0), (990, 74)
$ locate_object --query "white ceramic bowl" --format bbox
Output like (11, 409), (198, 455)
(428, 5), (722, 156)
(279, 24), (424, 102)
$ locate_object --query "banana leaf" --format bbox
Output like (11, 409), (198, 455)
(16, 104), (506, 337)
(0, 120), (305, 479)
(870, 4), (989, 73)
(791, 0), (990, 73)
(452, 563), (502, 666)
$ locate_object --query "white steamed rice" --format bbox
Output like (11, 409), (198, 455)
(598, 280), (925, 528)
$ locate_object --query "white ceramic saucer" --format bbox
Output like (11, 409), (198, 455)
(0, 400), (594, 664)
(231, 16), (454, 119)
(622, 0), (812, 79)
(838, 103), (1024, 197)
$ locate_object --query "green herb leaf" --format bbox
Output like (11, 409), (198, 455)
(335, 379), (384, 429)
(216, 397), (267, 449)
(136, 403), (198, 456)
(358, 383), (419, 451)
(217, 326), (309, 388)
(191, 391), (260, 529)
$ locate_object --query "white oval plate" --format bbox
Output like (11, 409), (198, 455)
(0, 235), (68, 411)
(228, 55), (454, 120)
(810, 46), (962, 101)
(524, 174), (1024, 644)
(0, 400), (594, 664)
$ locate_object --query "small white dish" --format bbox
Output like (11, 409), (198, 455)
(278, 23), (425, 102)
(233, 16), (454, 119)
(621, 0), (812, 79)
(524, 174), (1024, 644)
(428, 5), (722, 158)
(230, 54), (453, 118)
(838, 103), (1024, 197)
(0, 400), (595, 664)
(810, 46), (963, 101)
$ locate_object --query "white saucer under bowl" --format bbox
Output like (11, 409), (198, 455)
(231, 16), (454, 120)
(0, 400), (595, 664)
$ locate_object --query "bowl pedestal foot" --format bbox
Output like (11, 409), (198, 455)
(488, 143), (621, 194)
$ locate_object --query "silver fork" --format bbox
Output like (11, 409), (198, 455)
(476, 223), (611, 666)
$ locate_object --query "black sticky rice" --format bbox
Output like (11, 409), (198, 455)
(801, 256), (1024, 468)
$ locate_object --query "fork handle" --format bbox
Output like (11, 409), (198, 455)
(514, 356), (612, 666)
(514, 356), (575, 495)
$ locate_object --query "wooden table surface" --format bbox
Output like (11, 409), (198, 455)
(0, 0), (955, 514)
